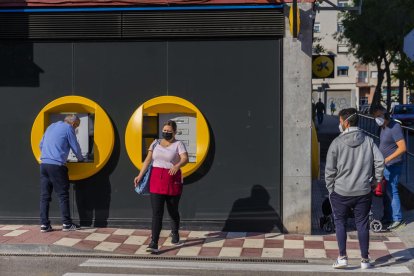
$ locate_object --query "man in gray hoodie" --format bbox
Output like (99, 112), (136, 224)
(325, 108), (384, 269)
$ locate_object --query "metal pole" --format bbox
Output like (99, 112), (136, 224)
(405, 128), (409, 185)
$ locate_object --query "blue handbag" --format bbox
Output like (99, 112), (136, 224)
(135, 140), (159, 195)
(134, 163), (153, 195)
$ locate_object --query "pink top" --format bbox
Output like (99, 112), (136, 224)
(149, 140), (187, 169)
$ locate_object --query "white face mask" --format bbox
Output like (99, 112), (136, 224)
(375, 116), (385, 126)
(339, 113), (357, 133)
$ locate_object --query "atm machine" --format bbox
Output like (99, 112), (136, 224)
(159, 114), (197, 163)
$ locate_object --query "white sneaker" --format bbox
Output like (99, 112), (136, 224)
(361, 258), (372, 269)
(332, 256), (348, 269)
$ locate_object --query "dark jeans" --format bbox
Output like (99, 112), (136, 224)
(317, 112), (324, 124)
(40, 164), (72, 225)
(329, 191), (372, 259)
(150, 193), (181, 243)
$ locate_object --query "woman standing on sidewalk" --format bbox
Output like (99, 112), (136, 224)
(134, 120), (188, 253)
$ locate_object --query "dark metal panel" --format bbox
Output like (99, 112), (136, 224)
(72, 42), (169, 227)
(72, 40), (282, 231)
(122, 10), (284, 38)
(168, 40), (282, 231)
(0, 13), (122, 39)
(0, 39), (282, 231)
(0, 9), (284, 39)
(0, 42), (73, 221)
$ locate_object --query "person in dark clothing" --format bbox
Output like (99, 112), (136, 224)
(325, 108), (384, 269)
(315, 98), (326, 125)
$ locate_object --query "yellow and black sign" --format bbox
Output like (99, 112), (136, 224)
(289, 5), (300, 37)
(312, 55), (335, 79)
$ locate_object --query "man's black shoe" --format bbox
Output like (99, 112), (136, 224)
(40, 224), (53, 233)
(146, 240), (159, 253)
(62, 223), (81, 231)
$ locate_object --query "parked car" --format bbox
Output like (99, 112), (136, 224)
(391, 104), (414, 127)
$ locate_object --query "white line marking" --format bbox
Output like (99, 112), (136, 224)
(63, 274), (179, 276)
(63, 274), (178, 276)
(79, 259), (412, 274)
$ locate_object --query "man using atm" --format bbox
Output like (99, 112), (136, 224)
(39, 114), (84, 232)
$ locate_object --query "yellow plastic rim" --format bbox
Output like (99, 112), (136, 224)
(31, 96), (115, 181)
(125, 96), (210, 178)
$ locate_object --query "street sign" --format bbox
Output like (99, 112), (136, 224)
(404, 29), (414, 61)
(312, 55), (335, 79)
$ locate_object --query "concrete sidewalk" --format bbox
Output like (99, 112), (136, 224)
(0, 224), (412, 264)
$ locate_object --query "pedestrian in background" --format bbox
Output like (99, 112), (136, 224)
(39, 114), (84, 233)
(134, 120), (188, 253)
(330, 100), (336, 115)
(325, 108), (384, 269)
(315, 98), (326, 125)
(372, 106), (407, 230)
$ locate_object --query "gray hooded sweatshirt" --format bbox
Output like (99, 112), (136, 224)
(325, 127), (384, 196)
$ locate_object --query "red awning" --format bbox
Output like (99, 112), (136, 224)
(0, 0), (314, 7)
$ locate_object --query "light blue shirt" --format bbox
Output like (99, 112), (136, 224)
(40, 121), (84, 166)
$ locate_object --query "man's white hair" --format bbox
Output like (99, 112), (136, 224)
(64, 114), (80, 124)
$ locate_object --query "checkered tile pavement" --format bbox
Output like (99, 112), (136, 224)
(0, 225), (412, 261)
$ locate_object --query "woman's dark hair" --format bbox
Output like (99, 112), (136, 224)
(338, 108), (359, 126)
(163, 120), (177, 132)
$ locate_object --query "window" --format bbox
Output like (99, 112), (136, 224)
(337, 23), (344, 33)
(338, 0), (350, 7)
(358, 71), (368, 83)
(314, 22), (320, 33)
(337, 66), (349, 76)
(359, 97), (368, 107)
(337, 44), (349, 53)
(370, 71), (378, 78)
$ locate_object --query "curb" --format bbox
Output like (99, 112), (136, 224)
(0, 246), (309, 264)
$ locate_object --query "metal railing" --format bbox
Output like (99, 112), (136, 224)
(358, 114), (414, 191)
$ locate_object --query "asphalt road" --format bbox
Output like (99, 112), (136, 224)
(1, 255), (413, 276)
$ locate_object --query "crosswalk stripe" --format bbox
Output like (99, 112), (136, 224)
(64, 274), (178, 276)
(80, 258), (412, 274)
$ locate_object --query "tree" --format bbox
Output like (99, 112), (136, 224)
(393, 1), (414, 103)
(393, 56), (414, 102)
(313, 37), (326, 55)
(337, 0), (414, 112)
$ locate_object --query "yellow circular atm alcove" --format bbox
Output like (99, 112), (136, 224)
(125, 96), (210, 178)
(31, 96), (115, 181)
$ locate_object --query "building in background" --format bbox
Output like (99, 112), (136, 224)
(312, 0), (406, 113)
